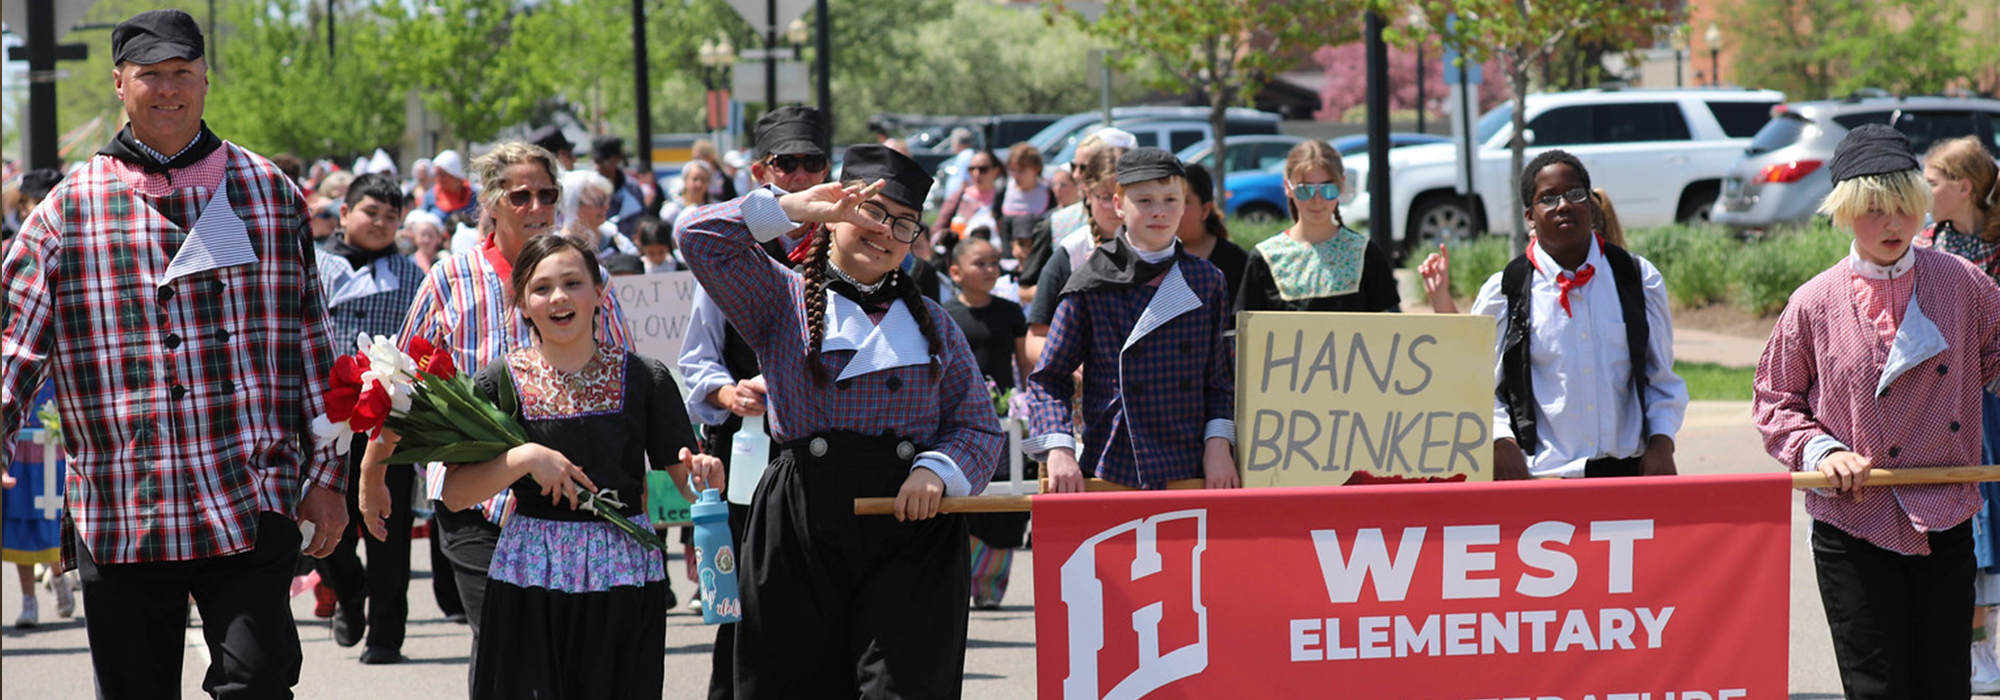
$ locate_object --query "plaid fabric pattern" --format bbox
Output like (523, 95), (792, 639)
(1755, 248), (2000, 555)
(677, 195), (1004, 494)
(317, 253), (425, 344)
(399, 245), (632, 522)
(0, 144), (342, 565)
(1025, 256), (1235, 489)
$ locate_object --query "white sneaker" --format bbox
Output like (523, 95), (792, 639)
(52, 572), (75, 618)
(1971, 639), (2000, 694)
(684, 596), (703, 612)
(14, 596), (38, 629)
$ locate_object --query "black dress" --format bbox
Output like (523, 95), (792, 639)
(1235, 227), (1401, 314)
(467, 345), (698, 700)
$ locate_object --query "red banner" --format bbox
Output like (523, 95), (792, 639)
(1032, 474), (1793, 700)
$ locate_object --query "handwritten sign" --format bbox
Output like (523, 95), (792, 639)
(612, 270), (702, 388)
(1235, 312), (1495, 487)
(647, 470), (695, 526)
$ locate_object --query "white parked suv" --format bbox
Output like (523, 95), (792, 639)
(1384, 88), (1784, 256)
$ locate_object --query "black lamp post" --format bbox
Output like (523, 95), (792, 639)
(1704, 23), (1723, 86)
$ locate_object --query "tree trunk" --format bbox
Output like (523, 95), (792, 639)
(1508, 53), (1530, 258)
(1211, 80), (1229, 203)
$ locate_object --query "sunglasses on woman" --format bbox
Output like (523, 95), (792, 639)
(767, 154), (829, 174)
(1291, 183), (1341, 201)
(505, 187), (561, 207)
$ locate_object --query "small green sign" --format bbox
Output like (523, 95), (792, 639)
(646, 471), (694, 526)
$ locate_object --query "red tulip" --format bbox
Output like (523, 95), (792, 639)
(350, 381), (393, 436)
(423, 347), (457, 380)
(405, 336), (435, 361)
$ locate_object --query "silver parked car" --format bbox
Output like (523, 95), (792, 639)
(1713, 95), (2000, 232)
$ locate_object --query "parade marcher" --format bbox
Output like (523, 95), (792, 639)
(426, 149), (481, 231)
(944, 237), (1031, 610)
(529, 124), (577, 172)
(1236, 140), (1397, 315)
(4, 382), (72, 628)
(1468, 150), (1685, 480)
(1911, 134), (2000, 692)
(1755, 124), (2000, 700)
(312, 172), (422, 664)
(355, 141), (633, 692)
(1025, 143), (1127, 365)
(1176, 163), (1248, 307)
(680, 143), (1005, 699)
(1025, 148), (1238, 493)
(590, 136), (649, 235)
(676, 104), (830, 700)
(437, 234), (703, 700)
(0, 10), (349, 696)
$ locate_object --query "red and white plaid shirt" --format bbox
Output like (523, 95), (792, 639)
(0, 143), (341, 565)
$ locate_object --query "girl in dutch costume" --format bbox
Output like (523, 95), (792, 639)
(438, 234), (703, 699)
(1235, 139), (1400, 314)
(679, 144), (1005, 699)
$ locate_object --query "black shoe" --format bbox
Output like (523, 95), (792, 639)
(444, 612), (469, 625)
(332, 602), (366, 648)
(359, 648), (403, 665)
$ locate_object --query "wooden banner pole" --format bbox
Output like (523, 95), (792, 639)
(852, 467), (2000, 515)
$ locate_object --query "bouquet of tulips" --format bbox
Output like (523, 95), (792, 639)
(312, 333), (664, 550)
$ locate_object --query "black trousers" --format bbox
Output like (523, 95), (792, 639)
(428, 515), (465, 617)
(434, 501), (502, 690)
(1813, 520), (1974, 700)
(316, 464), (416, 650)
(1584, 455), (1643, 477)
(735, 433), (970, 700)
(76, 511), (304, 700)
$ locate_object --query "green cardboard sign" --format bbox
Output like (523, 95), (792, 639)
(646, 471), (694, 526)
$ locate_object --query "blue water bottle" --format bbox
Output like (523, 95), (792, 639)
(690, 487), (742, 624)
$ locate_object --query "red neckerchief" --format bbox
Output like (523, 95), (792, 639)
(1526, 234), (1604, 318)
(480, 236), (513, 279)
(786, 224), (820, 264)
(434, 181), (474, 213)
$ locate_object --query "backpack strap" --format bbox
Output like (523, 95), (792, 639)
(1601, 243), (1653, 443)
(1498, 254), (1539, 455)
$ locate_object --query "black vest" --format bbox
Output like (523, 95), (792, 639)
(1498, 244), (1651, 455)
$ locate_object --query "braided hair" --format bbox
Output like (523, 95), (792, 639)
(798, 187), (948, 385)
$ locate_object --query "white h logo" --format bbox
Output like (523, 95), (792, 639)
(1059, 509), (1208, 700)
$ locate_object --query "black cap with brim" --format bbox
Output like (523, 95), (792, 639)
(112, 10), (205, 65)
(1829, 123), (1920, 183)
(529, 125), (574, 155)
(841, 144), (932, 211)
(591, 135), (626, 161)
(1116, 147), (1186, 186)
(755, 106), (827, 160)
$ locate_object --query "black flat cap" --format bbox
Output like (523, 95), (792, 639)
(19, 169), (64, 201)
(112, 10), (204, 66)
(755, 106), (827, 160)
(1116, 147), (1186, 186)
(1829, 124), (1920, 183)
(529, 125), (574, 155)
(591, 135), (626, 161)
(841, 144), (932, 211)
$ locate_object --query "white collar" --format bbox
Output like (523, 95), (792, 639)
(1847, 243), (1916, 280)
(1528, 236), (1603, 278)
(820, 292), (933, 381)
(1129, 232), (1177, 263)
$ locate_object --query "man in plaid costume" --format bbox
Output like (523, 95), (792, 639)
(0, 10), (347, 698)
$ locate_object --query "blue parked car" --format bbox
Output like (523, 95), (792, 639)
(1221, 132), (1451, 222)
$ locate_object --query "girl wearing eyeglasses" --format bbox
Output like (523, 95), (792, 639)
(679, 143), (1004, 698)
(1235, 139), (1400, 314)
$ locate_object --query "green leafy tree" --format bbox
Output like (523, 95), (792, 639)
(1387, 0), (1666, 253)
(1052, 0), (1363, 196)
(1731, 0), (1973, 101)
(386, 0), (570, 150)
(204, 0), (407, 159)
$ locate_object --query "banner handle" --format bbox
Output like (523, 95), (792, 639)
(853, 467), (2000, 515)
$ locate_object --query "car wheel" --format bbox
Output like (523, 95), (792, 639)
(1407, 194), (1476, 255)
(1237, 203), (1285, 223)
(1677, 185), (1719, 225)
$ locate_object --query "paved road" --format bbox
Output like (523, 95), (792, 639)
(0, 405), (1851, 698)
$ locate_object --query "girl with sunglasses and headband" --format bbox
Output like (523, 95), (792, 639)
(1235, 139), (1400, 314)
(679, 144), (1004, 698)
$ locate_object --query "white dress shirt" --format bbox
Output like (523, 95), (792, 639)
(1469, 238), (1689, 478)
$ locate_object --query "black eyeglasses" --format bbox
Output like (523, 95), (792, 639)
(1535, 188), (1591, 209)
(858, 201), (924, 244)
(505, 187), (561, 207)
(767, 154), (828, 174)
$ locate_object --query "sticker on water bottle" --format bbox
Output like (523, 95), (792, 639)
(715, 545), (735, 575)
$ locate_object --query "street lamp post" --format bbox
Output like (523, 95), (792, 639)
(1704, 23), (1724, 87)
(699, 36), (736, 132)
(1670, 25), (1687, 88)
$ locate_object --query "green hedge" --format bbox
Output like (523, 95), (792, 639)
(1402, 223), (1853, 316)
